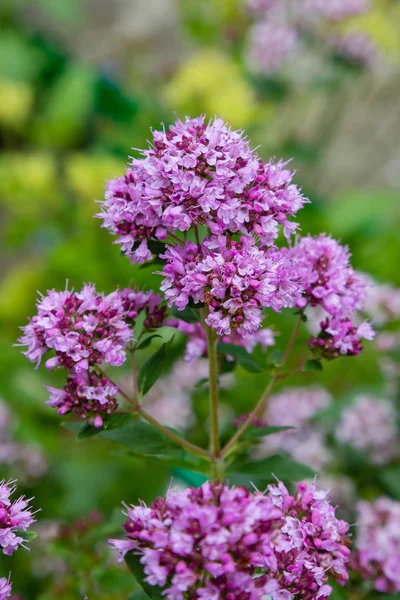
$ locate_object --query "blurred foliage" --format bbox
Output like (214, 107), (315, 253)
(0, 0), (400, 598)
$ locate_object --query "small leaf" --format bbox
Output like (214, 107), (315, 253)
(242, 426), (295, 440)
(125, 553), (163, 599)
(16, 530), (37, 541)
(136, 334), (162, 350)
(100, 420), (180, 455)
(129, 591), (152, 600)
(138, 339), (173, 397)
(217, 343), (262, 373)
(77, 422), (102, 440)
(170, 305), (202, 324)
(268, 350), (283, 367)
(194, 377), (209, 389)
(303, 359), (323, 372)
(104, 413), (132, 431)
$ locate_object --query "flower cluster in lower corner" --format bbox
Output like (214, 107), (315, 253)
(0, 479), (36, 556)
(110, 480), (350, 599)
(352, 497), (400, 593)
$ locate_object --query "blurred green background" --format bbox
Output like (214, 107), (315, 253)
(0, 0), (400, 598)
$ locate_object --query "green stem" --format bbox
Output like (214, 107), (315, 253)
(98, 368), (212, 461)
(139, 407), (213, 461)
(220, 312), (304, 458)
(206, 325), (221, 462)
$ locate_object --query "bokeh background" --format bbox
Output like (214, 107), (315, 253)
(0, 0), (400, 598)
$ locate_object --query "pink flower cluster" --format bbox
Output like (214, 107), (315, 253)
(352, 497), (400, 593)
(0, 479), (36, 556)
(111, 480), (350, 599)
(336, 395), (398, 465)
(162, 236), (301, 337)
(19, 285), (165, 427)
(290, 235), (374, 359)
(98, 116), (306, 264)
(308, 318), (375, 360)
(254, 387), (332, 470)
(291, 235), (365, 316)
(0, 578), (11, 600)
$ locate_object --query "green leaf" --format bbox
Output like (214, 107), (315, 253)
(100, 420), (180, 455)
(303, 359), (323, 372)
(72, 414), (132, 440)
(172, 468), (208, 487)
(136, 334), (163, 350)
(228, 454), (315, 482)
(125, 553), (163, 599)
(268, 350), (283, 367)
(242, 426), (295, 440)
(129, 591), (152, 600)
(194, 377), (209, 389)
(217, 343), (262, 373)
(138, 339), (173, 397)
(171, 305), (201, 324)
(16, 530), (37, 541)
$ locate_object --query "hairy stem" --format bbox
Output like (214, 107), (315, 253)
(206, 325), (221, 461)
(220, 312), (304, 458)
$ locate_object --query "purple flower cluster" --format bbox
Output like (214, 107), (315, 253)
(0, 479), (36, 556)
(289, 234), (374, 359)
(336, 395), (397, 465)
(162, 235), (301, 336)
(111, 480), (350, 599)
(308, 317), (375, 360)
(0, 578), (11, 600)
(291, 235), (366, 316)
(19, 284), (133, 372)
(98, 116), (306, 264)
(47, 372), (119, 429)
(352, 497), (400, 593)
(331, 33), (379, 67)
(19, 285), (166, 426)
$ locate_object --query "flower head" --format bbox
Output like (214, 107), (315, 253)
(47, 371), (119, 428)
(110, 481), (350, 599)
(352, 497), (400, 593)
(302, 0), (369, 22)
(98, 116), (306, 263)
(0, 479), (36, 556)
(309, 317), (375, 359)
(19, 284), (134, 372)
(162, 235), (301, 337)
(291, 235), (366, 317)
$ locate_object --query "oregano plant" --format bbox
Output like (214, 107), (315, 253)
(17, 115), (377, 600)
